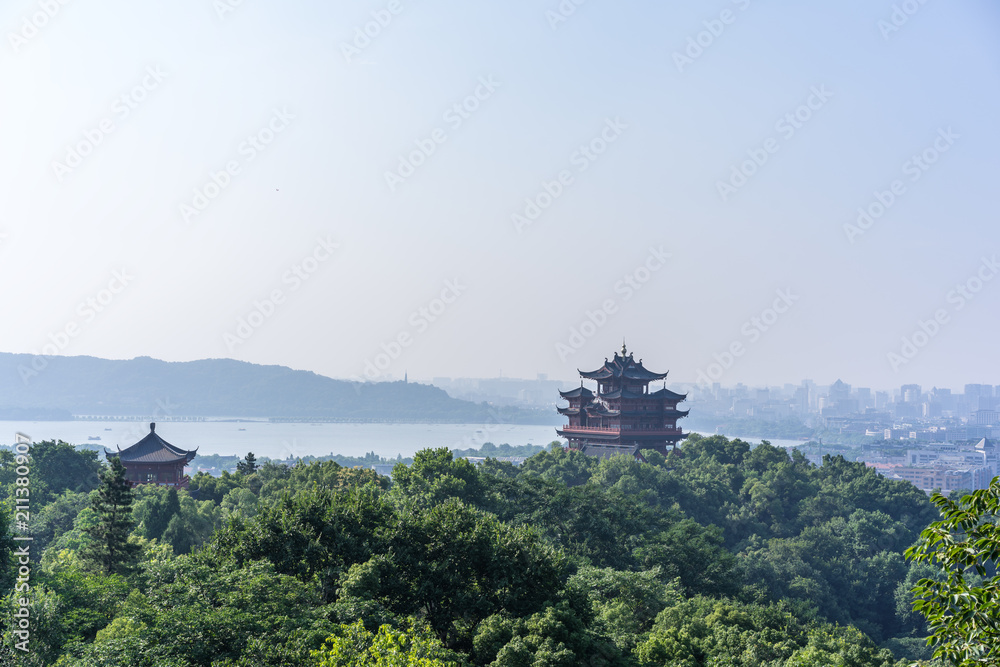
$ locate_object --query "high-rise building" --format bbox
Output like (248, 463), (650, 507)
(829, 379), (851, 402)
(855, 387), (872, 410)
(965, 384), (992, 399)
(901, 384), (922, 403)
(793, 386), (810, 414)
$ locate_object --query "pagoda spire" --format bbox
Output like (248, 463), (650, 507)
(621, 338), (628, 357)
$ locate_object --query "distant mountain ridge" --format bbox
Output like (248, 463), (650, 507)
(0, 353), (556, 424)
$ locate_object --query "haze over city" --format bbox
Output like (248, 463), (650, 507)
(2, 0), (998, 389)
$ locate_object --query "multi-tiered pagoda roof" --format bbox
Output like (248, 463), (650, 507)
(579, 353), (669, 382)
(557, 343), (688, 459)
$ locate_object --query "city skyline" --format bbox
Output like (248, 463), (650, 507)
(420, 370), (1000, 396)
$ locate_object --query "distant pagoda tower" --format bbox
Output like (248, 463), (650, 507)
(105, 423), (197, 488)
(556, 342), (688, 458)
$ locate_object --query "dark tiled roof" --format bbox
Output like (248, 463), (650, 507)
(649, 387), (688, 401)
(106, 423), (197, 464)
(580, 368), (615, 380)
(579, 349), (668, 382)
(559, 386), (595, 399)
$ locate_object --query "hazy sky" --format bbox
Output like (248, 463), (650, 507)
(1, 0), (998, 391)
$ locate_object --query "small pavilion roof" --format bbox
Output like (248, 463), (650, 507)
(649, 387), (688, 401)
(106, 423), (197, 465)
(559, 386), (595, 399)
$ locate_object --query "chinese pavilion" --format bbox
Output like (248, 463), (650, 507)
(557, 343), (688, 458)
(105, 423), (197, 487)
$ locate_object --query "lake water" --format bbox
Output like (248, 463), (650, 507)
(0, 420), (566, 460)
(690, 432), (807, 450)
(0, 421), (804, 461)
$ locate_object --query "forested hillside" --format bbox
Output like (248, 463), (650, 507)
(0, 435), (959, 665)
(0, 353), (554, 423)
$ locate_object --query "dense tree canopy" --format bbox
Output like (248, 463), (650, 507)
(0, 436), (951, 665)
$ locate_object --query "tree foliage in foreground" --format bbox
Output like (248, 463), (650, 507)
(635, 595), (899, 667)
(58, 556), (336, 666)
(312, 620), (462, 667)
(906, 478), (1000, 666)
(81, 458), (140, 576)
(0, 438), (955, 665)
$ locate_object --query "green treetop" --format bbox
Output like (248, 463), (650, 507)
(81, 458), (140, 576)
